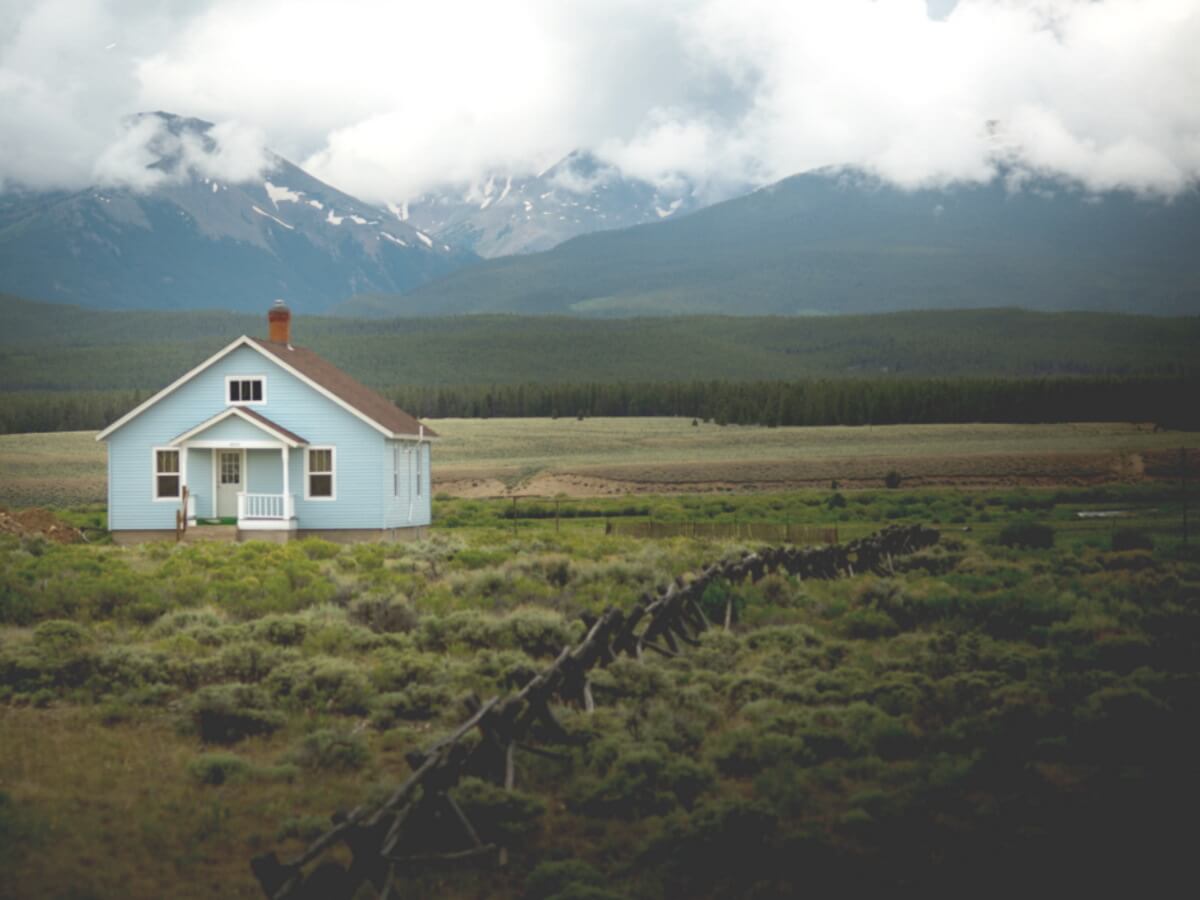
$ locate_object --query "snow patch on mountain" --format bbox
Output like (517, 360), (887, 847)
(252, 205), (294, 229)
(264, 181), (303, 207)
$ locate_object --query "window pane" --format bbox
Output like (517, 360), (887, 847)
(241, 380), (251, 401)
(310, 473), (332, 497)
(156, 450), (178, 473)
(157, 474), (179, 498)
(229, 381), (240, 402)
(251, 380), (263, 401)
(310, 449), (331, 473)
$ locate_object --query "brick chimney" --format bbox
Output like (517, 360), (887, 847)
(268, 299), (291, 345)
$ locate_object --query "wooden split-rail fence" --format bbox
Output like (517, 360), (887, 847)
(251, 523), (940, 899)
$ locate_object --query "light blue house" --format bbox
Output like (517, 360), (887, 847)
(96, 301), (435, 543)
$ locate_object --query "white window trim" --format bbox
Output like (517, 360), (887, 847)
(392, 443), (400, 497)
(304, 445), (336, 501)
(225, 374), (267, 407)
(152, 446), (182, 502)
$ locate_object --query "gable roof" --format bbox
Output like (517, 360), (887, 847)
(96, 335), (437, 442)
(169, 407), (308, 448)
(246, 337), (438, 440)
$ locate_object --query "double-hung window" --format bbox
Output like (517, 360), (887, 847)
(307, 447), (335, 499)
(154, 448), (180, 500)
(416, 444), (423, 497)
(226, 375), (265, 405)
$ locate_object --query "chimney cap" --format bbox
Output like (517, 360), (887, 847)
(272, 298), (288, 309)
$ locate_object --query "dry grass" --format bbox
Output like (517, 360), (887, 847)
(0, 706), (391, 900)
(0, 421), (1192, 507)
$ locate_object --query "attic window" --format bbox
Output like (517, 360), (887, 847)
(226, 376), (266, 405)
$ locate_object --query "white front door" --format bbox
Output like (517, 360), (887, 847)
(216, 450), (242, 518)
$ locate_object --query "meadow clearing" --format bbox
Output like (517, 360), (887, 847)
(0, 419), (1192, 509)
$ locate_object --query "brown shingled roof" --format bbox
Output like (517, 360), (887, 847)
(247, 337), (438, 439)
(236, 407), (309, 445)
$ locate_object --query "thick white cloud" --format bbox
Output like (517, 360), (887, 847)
(1, 0), (1198, 199)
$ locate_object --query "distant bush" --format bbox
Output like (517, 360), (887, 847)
(187, 753), (252, 786)
(285, 729), (370, 772)
(1112, 528), (1154, 552)
(884, 470), (903, 489)
(451, 777), (546, 843)
(997, 521), (1055, 549)
(827, 492), (847, 509)
(186, 684), (284, 744)
(265, 657), (371, 715)
(349, 596), (419, 633)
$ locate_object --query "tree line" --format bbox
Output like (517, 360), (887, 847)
(394, 375), (1199, 429)
(2, 376), (1196, 436)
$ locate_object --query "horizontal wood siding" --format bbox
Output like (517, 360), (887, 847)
(382, 438), (432, 529)
(106, 344), (383, 530)
(247, 449), (284, 495)
(187, 448), (214, 518)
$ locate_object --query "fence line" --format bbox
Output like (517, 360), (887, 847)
(251, 523), (940, 899)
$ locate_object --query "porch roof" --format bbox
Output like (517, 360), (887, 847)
(169, 407), (308, 448)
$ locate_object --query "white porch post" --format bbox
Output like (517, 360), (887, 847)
(180, 445), (193, 523)
(281, 445), (291, 518)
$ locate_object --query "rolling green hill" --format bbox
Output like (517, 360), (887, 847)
(343, 170), (1200, 318)
(1, 293), (1197, 392)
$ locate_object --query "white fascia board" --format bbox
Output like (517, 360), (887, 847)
(95, 336), (255, 441)
(169, 407), (306, 448)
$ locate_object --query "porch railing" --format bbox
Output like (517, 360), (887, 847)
(237, 492), (295, 521)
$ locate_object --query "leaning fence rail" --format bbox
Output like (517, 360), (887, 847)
(251, 523), (940, 899)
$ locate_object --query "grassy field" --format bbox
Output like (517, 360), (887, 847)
(0, 420), (1195, 509)
(1, 508), (1197, 898)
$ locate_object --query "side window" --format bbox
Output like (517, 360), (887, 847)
(393, 444), (400, 497)
(416, 444), (423, 497)
(154, 448), (180, 499)
(307, 447), (335, 499)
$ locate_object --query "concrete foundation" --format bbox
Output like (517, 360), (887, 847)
(109, 525), (429, 545)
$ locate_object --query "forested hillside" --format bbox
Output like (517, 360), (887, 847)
(3, 294), (1197, 392)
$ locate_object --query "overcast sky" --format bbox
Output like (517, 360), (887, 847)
(2, 0), (1198, 202)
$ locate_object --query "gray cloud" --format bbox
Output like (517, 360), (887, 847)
(2, 0), (1197, 201)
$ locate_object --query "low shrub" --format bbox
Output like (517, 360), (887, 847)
(997, 521), (1055, 549)
(185, 684), (285, 744)
(1112, 529), (1154, 552)
(265, 657), (371, 714)
(349, 596), (419, 633)
(451, 777), (546, 843)
(187, 753), (253, 786)
(285, 729), (371, 772)
(370, 684), (454, 725)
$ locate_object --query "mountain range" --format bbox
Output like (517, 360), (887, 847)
(1, 112), (1198, 319)
(345, 170), (1200, 318)
(0, 113), (477, 314)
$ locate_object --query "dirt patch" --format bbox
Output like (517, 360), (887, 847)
(0, 507), (84, 543)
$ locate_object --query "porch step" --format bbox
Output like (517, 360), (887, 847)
(182, 525), (238, 542)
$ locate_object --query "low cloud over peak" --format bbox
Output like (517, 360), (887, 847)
(2, 1), (1198, 200)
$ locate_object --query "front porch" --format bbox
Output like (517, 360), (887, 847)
(173, 407), (306, 535)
